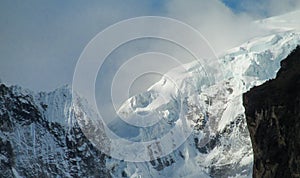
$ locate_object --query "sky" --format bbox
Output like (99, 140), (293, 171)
(222, 0), (300, 17)
(1, 0), (300, 94)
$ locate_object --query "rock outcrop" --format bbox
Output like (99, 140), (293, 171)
(243, 46), (300, 177)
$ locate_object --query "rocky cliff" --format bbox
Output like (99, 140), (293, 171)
(243, 46), (300, 177)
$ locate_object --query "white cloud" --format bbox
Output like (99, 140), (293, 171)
(164, 0), (267, 55)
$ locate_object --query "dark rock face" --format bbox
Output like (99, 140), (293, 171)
(243, 46), (300, 178)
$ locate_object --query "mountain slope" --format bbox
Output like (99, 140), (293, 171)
(0, 84), (111, 177)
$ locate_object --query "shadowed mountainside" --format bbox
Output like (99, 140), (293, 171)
(243, 46), (300, 177)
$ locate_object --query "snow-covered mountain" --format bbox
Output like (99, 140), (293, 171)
(1, 10), (300, 178)
(113, 31), (300, 177)
(0, 84), (112, 177)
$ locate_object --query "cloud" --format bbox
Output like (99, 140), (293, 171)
(164, 0), (267, 55)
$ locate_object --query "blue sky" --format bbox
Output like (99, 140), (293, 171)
(222, 0), (300, 17)
(0, 0), (299, 92)
(222, 0), (240, 11)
